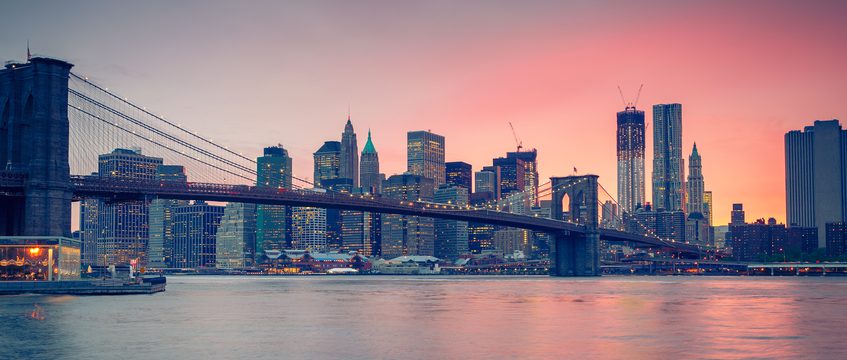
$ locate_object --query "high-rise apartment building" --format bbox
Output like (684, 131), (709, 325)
(652, 103), (684, 211)
(785, 119), (847, 248)
(256, 146), (292, 259)
(407, 130), (445, 187)
(340, 116), (359, 187)
(616, 106), (646, 214)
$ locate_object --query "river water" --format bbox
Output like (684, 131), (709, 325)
(2, 276), (847, 359)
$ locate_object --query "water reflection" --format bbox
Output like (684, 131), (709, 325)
(2, 276), (846, 359)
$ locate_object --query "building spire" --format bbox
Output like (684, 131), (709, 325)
(26, 40), (31, 61)
(347, 103), (351, 122)
(362, 128), (377, 154)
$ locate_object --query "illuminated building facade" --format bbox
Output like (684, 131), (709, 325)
(256, 146), (292, 259)
(171, 201), (225, 269)
(617, 107), (645, 214)
(434, 184), (469, 259)
(652, 103), (685, 212)
(381, 174), (435, 258)
(407, 130), (445, 187)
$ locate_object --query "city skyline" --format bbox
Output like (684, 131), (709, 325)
(4, 1), (847, 225)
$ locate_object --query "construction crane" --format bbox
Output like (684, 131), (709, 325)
(508, 122), (523, 152)
(617, 84), (644, 109)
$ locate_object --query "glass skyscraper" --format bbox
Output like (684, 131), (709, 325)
(434, 184), (469, 259)
(256, 146), (292, 260)
(407, 130), (445, 187)
(652, 103), (684, 212)
(785, 119), (847, 248)
(445, 161), (473, 190)
(171, 201), (224, 269)
(616, 106), (645, 214)
(215, 202), (257, 269)
(381, 174), (435, 258)
(314, 141), (341, 187)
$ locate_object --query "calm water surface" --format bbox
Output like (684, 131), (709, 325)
(2, 276), (847, 359)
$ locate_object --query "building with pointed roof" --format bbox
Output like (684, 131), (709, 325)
(340, 115), (359, 187)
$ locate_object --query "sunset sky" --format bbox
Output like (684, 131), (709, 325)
(2, 0), (846, 225)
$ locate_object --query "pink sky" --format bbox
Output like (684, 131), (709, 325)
(3, 0), (846, 225)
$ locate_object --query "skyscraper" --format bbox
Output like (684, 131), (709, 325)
(381, 174), (435, 258)
(215, 202), (257, 269)
(360, 130), (384, 194)
(84, 148), (162, 267)
(616, 106), (645, 214)
(492, 156), (526, 198)
(148, 165), (188, 268)
(652, 103), (684, 212)
(475, 167), (500, 199)
(506, 150), (539, 207)
(434, 184), (469, 259)
(686, 144), (705, 215)
(785, 119), (847, 248)
(171, 201), (224, 269)
(292, 189), (328, 252)
(314, 141), (342, 187)
(731, 203), (746, 225)
(703, 191), (714, 226)
(445, 161), (473, 190)
(256, 146), (292, 260)
(407, 130), (445, 187)
(340, 115), (359, 187)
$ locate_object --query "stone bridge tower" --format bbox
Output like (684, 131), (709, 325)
(550, 175), (599, 276)
(0, 57), (74, 237)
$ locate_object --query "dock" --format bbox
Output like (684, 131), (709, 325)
(0, 277), (166, 295)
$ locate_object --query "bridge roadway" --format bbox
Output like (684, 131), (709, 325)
(65, 175), (701, 253)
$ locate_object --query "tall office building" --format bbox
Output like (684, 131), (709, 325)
(434, 184), (469, 259)
(685, 144), (710, 245)
(468, 192), (496, 254)
(360, 130), (384, 194)
(292, 189), (329, 252)
(785, 119), (847, 248)
(82, 148), (162, 267)
(492, 156), (526, 198)
(171, 201), (225, 269)
(616, 106), (646, 214)
(148, 165), (188, 268)
(342, 198), (381, 257)
(703, 191), (714, 226)
(507, 150), (539, 207)
(340, 116), (359, 187)
(215, 202), (257, 269)
(381, 174), (435, 258)
(652, 103), (685, 211)
(475, 168), (500, 199)
(314, 141), (342, 187)
(407, 130), (446, 187)
(446, 161), (473, 190)
(256, 146), (292, 260)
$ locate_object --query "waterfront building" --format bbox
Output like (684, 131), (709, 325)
(314, 141), (342, 187)
(617, 106), (646, 214)
(475, 167), (500, 199)
(826, 222), (847, 258)
(81, 148), (162, 267)
(652, 103), (685, 212)
(714, 225), (729, 249)
(625, 204), (686, 244)
(729, 218), (787, 261)
(507, 150), (539, 207)
(148, 165), (188, 268)
(381, 174), (435, 258)
(360, 130), (384, 194)
(445, 161), (473, 190)
(785, 119), (847, 248)
(434, 185), (469, 260)
(342, 204), (381, 257)
(340, 116), (359, 187)
(493, 229), (531, 256)
(407, 130), (445, 187)
(171, 201), (225, 269)
(215, 202), (257, 269)
(320, 178), (354, 251)
(292, 188), (328, 252)
(256, 146), (292, 259)
(787, 226), (818, 254)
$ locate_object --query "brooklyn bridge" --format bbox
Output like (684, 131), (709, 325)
(0, 57), (706, 276)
